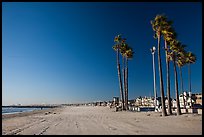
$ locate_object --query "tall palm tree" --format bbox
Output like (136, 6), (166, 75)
(169, 40), (184, 115)
(124, 47), (134, 110)
(120, 40), (134, 111)
(185, 52), (196, 108)
(162, 25), (176, 115)
(113, 35), (125, 110)
(177, 49), (187, 110)
(120, 39), (128, 110)
(151, 14), (168, 116)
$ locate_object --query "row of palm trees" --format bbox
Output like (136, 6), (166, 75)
(112, 35), (134, 110)
(151, 14), (196, 116)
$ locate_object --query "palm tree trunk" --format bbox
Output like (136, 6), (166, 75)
(188, 64), (191, 93)
(173, 56), (181, 115)
(123, 56), (126, 110)
(117, 48), (125, 110)
(164, 40), (172, 115)
(188, 63), (192, 108)
(125, 57), (128, 110)
(157, 32), (167, 116)
(179, 66), (186, 110)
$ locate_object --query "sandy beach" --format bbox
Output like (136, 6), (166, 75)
(2, 106), (202, 135)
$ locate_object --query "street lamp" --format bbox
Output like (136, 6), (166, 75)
(150, 46), (157, 111)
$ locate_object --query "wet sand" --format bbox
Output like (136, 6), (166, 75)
(2, 106), (202, 135)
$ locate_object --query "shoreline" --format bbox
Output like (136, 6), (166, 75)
(2, 106), (202, 135)
(2, 107), (62, 120)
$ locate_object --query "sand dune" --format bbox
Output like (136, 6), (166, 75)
(2, 106), (202, 135)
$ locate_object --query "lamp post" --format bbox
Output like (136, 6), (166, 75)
(150, 46), (157, 111)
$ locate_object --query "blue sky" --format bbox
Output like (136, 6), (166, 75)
(2, 2), (202, 105)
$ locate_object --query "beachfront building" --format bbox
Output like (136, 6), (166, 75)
(135, 96), (155, 107)
(172, 99), (177, 108)
(193, 93), (202, 105)
(135, 97), (142, 106)
(164, 97), (172, 108)
(178, 91), (202, 108)
(128, 99), (135, 106)
(131, 93), (201, 111)
(171, 92), (202, 110)
(179, 93), (187, 108)
(171, 93), (192, 109)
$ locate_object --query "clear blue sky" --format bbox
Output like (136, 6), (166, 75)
(2, 2), (202, 105)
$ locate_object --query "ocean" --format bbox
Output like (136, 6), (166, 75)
(2, 107), (48, 114)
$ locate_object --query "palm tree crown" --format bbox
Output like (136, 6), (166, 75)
(185, 52), (196, 64)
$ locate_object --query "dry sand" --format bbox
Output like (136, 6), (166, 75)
(2, 106), (202, 135)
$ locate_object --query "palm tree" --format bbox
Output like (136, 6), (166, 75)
(162, 25), (176, 115)
(185, 52), (196, 108)
(177, 49), (187, 110)
(169, 40), (184, 115)
(120, 39), (128, 110)
(120, 40), (134, 110)
(151, 14), (168, 116)
(124, 47), (134, 110)
(113, 35), (125, 110)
